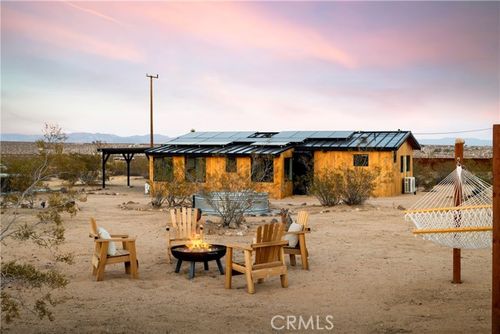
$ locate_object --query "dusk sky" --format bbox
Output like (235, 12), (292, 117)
(1, 1), (499, 139)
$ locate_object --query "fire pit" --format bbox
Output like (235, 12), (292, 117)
(171, 244), (226, 279)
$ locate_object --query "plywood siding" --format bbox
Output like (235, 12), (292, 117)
(151, 150), (293, 199)
(313, 140), (415, 197)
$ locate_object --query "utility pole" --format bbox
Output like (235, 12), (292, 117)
(146, 74), (159, 148)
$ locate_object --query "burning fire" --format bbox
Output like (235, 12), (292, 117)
(187, 234), (211, 251)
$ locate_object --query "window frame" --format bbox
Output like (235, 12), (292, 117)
(185, 157), (206, 182)
(353, 154), (369, 167)
(251, 156), (274, 183)
(225, 156), (237, 173)
(153, 156), (174, 182)
(284, 157), (293, 181)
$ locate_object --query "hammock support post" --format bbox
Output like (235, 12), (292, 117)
(453, 138), (464, 284)
(492, 124), (499, 334)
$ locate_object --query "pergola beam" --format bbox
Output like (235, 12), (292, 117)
(97, 147), (148, 189)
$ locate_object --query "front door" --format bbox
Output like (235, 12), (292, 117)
(292, 152), (314, 195)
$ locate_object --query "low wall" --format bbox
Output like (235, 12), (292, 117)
(193, 192), (270, 215)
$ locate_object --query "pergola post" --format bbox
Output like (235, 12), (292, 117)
(101, 152), (111, 189)
(122, 153), (135, 187)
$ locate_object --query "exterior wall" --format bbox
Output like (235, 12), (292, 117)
(394, 141), (414, 195)
(313, 139), (415, 197)
(149, 140), (415, 198)
(149, 149), (294, 199)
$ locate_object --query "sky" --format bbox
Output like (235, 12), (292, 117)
(1, 1), (499, 140)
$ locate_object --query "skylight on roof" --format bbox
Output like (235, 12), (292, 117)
(248, 132), (278, 138)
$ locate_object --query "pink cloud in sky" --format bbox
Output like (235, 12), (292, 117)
(337, 10), (498, 71)
(116, 2), (357, 68)
(2, 6), (143, 62)
(62, 1), (124, 26)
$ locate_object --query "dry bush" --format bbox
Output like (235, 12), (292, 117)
(342, 167), (379, 205)
(310, 167), (379, 206)
(309, 168), (344, 206)
(202, 173), (259, 228)
(149, 179), (197, 208)
(108, 156), (149, 179)
(1, 124), (81, 324)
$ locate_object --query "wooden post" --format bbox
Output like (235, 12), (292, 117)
(122, 153), (134, 187)
(101, 152), (110, 189)
(453, 138), (464, 284)
(492, 124), (500, 334)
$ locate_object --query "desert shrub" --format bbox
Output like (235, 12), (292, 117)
(1, 124), (80, 324)
(413, 158), (492, 191)
(310, 167), (378, 206)
(342, 167), (378, 205)
(149, 179), (197, 208)
(106, 156), (149, 179)
(309, 168), (344, 206)
(202, 173), (259, 228)
(414, 165), (435, 191)
(75, 154), (100, 185)
(464, 159), (492, 184)
(51, 153), (100, 186)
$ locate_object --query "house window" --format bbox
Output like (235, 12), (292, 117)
(353, 154), (369, 167)
(393, 151), (397, 163)
(153, 157), (173, 182)
(251, 156), (274, 183)
(284, 157), (292, 181)
(226, 156), (237, 173)
(406, 155), (411, 172)
(185, 157), (206, 182)
(400, 156), (405, 173)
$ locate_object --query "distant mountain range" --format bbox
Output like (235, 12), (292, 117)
(1, 132), (171, 144)
(0, 132), (492, 146)
(416, 137), (492, 146)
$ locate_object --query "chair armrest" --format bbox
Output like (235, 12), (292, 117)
(284, 227), (311, 235)
(251, 240), (289, 248)
(226, 243), (253, 251)
(110, 234), (129, 238)
(95, 237), (136, 242)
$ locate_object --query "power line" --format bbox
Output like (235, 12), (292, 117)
(414, 128), (491, 135)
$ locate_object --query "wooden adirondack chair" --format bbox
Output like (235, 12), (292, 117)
(89, 218), (138, 281)
(284, 210), (311, 270)
(225, 223), (288, 294)
(166, 207), (203, 263)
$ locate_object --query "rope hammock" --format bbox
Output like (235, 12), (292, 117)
(405, 165), (493, 249)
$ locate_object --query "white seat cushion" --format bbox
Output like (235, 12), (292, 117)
(284, 222), (303, 248)
(97, 227), (117, 256)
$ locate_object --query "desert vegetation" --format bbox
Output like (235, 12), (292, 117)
(309, 167), (379, 206)
(1, 124), (84, 323)
(413, 158), (492, 191)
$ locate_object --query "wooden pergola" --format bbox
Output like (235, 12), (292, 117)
(97, 147), (149, 188)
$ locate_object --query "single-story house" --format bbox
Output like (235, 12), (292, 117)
(145, 130), (421, 199)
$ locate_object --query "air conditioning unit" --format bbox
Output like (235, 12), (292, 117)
(403, 177), (416, 194)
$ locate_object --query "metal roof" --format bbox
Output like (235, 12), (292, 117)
(147, 143), (291, 156)
(146, 130), (420, 156)
(299, 131), (421, 151)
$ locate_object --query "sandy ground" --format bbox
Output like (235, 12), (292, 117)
(1, 176), (491, 333)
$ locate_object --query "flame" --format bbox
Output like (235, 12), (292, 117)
(187, 234), (210, 251)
